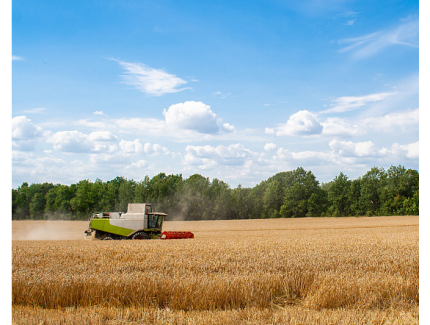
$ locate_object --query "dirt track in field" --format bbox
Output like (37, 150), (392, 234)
(12, 216), (418, 241)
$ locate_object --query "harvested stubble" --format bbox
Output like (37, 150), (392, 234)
(12, 217), (419, 324)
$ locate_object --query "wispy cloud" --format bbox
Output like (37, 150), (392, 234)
(338, 18), (418, 59)
(320, 92), (396, 114)
(12, 55), (24, 61)
(23, 107), (46, 114)
(93, 111), (106, 116)
(213, 91), (232, 99)
(110, 59), (190, 96)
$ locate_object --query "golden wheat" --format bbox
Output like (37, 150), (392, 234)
(12, 216), (419, 324)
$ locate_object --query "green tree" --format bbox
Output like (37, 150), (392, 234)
(327, 172), (351, 217)
(117, 179), (136, 211)
(347, 178), (363, 216)
(282, 168), (322, 218)
(210, 178), (232, 219)
(45, 184), (76, 218)
(29, 193), (46, 219)
(360, 167), (386, 216)
(231, 185), (252, 219)
(307, 189), (328, 217)
(177, 174), (211, 220)
(70, 180), (103, 218)
(146, 173), (183, 214)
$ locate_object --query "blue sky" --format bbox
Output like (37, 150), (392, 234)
(10, 0), (420, 189)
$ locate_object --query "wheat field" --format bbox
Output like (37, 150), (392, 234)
(12, 216), (419, 324)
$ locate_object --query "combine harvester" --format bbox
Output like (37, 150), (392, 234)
(84, 203), (194, 240)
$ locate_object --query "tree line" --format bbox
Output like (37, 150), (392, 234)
(12, 165), (419, 220)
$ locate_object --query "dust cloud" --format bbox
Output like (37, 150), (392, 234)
(12, 221), (90, 241)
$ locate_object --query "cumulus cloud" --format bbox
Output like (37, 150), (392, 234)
(163, 101), (219, 134)
(12, 116), (45, 151)
(276, 110), (323, 136)
(391, 141), (419, 159)
(361, 108), (419, 131)
(275, 148), (293, 160)
(12, 116), (44, 139)
(184, 143), (255, 169)
(88, 131), (118, 142)
(46, 130), (120, 153)
(119, 139), (143, 154)
(265, 128), (275, 135)
(329, 139), (379, 157)
(222, 123), (236, 132)
(264, 143), (277, 151)
(119, 139), (169, 155)
(48, 131), (93, 153)
(338, 18), (418, 60)
(93, 111), (106, 116)
(320, 108), (418, 137)
(112, 59), (190, 96)
(143, 142), (170, 155)
(321, 117), (363, 136)
(321, 92), (396, 114)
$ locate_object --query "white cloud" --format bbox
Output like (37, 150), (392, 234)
(120, 139), (143, 154)
(23, 107), (46, 114)
(48, 131), (93, 153)
(391, 141), (419, 159)
(277, 110), (323, 136)
(129, 160), (148, 169)
(112, 59), (190, 96)
(93, 111), (106, 116)
(88, 131), (118, 142)
(264, 143), (277, 151)
(338, 18), (418, 59)
(275, 148), (293, 160)
(12, 55), (24, 61)
(12, 116), (44, 139)
(119, 139), (169, 156)
(13, 154), (67, 181)
(321, 117), (363, 136)
(163, 101), (219, 134)
(329, 139), (378, 157)
(46, 130), (120, 153)
(12, 116), (45, 151)
(320, 108), (418, 137)
(265, 127), (275, 135)
(213, 91), (232, 99)
(184, 143), (255, 169)
(361, 108), (419, 132)
(143, 142), (170, 155)
(222, 123), (236, 132)
(321, 92), (396, 114)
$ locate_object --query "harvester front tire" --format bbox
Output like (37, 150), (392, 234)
(132, 232), (149, 240)
(103, 235), (113, 240)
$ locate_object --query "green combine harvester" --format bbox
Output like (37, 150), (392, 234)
(84, 203), (193, 240)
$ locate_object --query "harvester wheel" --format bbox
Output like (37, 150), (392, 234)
(103, 235), (113, 240)
(132, 232), (149, 240)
